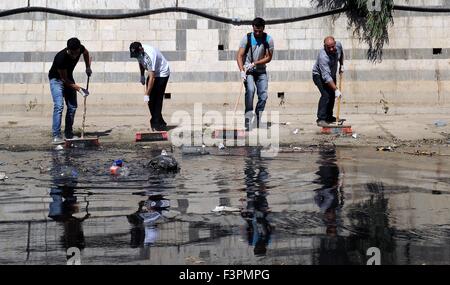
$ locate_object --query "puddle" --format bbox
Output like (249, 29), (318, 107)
(0, 147), (449, 265)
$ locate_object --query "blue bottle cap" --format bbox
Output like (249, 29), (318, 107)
(114, 159), (123, 167)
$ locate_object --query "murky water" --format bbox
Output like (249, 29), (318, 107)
(0, 146), (449, 265)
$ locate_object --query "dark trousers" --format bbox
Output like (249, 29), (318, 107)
(313, 74), (336, 122)
(146, 76), (169, 129)
(63, 89), (78, 137)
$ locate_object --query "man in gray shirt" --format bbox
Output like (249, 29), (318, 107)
(237, 17), (275, 131)
(312, 36), (344, 126)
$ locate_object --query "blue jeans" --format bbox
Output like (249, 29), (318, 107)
(244, 72), (268, 129)
(50, 79), (77, 138)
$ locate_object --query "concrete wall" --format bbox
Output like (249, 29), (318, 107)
(1, 0), (450, 114)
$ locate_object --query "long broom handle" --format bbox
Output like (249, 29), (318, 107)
(336, 72), (343, 125)
(81, 78), (88, 138)
(81, 57), (92, 138)
(233, 80), (245, 114)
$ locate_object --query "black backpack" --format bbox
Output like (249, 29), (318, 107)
(244, 32), (270, 63)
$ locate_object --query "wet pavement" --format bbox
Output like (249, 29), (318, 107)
(0, 146), (449, 265)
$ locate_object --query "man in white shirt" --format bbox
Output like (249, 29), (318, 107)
(130, 42), (170, 131)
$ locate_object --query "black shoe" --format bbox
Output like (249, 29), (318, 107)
(317, 120), (328, 127)
(327, 116), (337, 123)
(64, 133), (77, 140)
(154, 125), (168, 132)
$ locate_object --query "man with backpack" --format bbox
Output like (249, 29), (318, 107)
(236, 17), (274, 131)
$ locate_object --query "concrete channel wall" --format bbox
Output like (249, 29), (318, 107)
(1, 0), (450, 115)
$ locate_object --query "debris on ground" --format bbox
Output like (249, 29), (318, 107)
(405, 150), (450, 156)
(280, 122), (291, 125)
(434, 120), (448, 127)
(352, 133), (358, 139)
(380, 92), (389, 114)
(55, 145), (64, 151)
(212, 206), (240, 213)
(0, 172), (8, 181)
(293, 128), (299, 134)
(185, 256), (205, 264)
(376, 145), (397, 152)
(404, 150), (437, 156)
(218, 143), (225, 150)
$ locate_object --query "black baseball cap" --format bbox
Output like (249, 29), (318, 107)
(130, 42), (142, 58)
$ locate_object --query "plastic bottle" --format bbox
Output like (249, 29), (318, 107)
(59, 166), (78, 180)
(110, 159), (129, 176)
(146, 199), (170, 209)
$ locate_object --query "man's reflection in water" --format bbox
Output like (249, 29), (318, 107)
(48, 151), (90, 251)
(127, 195), (170, 248)
(313, 148), (347, 264)
(314, 148), (343, 237)
(241, 148), (272, 256)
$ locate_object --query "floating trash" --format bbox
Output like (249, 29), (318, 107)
(181, 145), (209, 155)
(145, 199), (170, 209)
(110, 159), (129, 176)
(147, 154), (179, 172)
(212, 206), (240, 213)
(0, 172), (8, 181)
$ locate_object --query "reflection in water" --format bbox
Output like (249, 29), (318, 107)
(1, 147), (449, 265)
(314, 148), (344, 237)
(346, 182), (396, 265)
(313, 148), (347, 264)
(312, 149), (396, 264)
(48, 151), (90, 251)
(241, 148), (272, 257)
(127, 195), (170, 248)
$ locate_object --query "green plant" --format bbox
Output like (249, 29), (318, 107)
(313, 0), (396, 62)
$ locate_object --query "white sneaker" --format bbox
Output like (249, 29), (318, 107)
(52, 137), (64, 145)
(65, 135), (79, 140)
